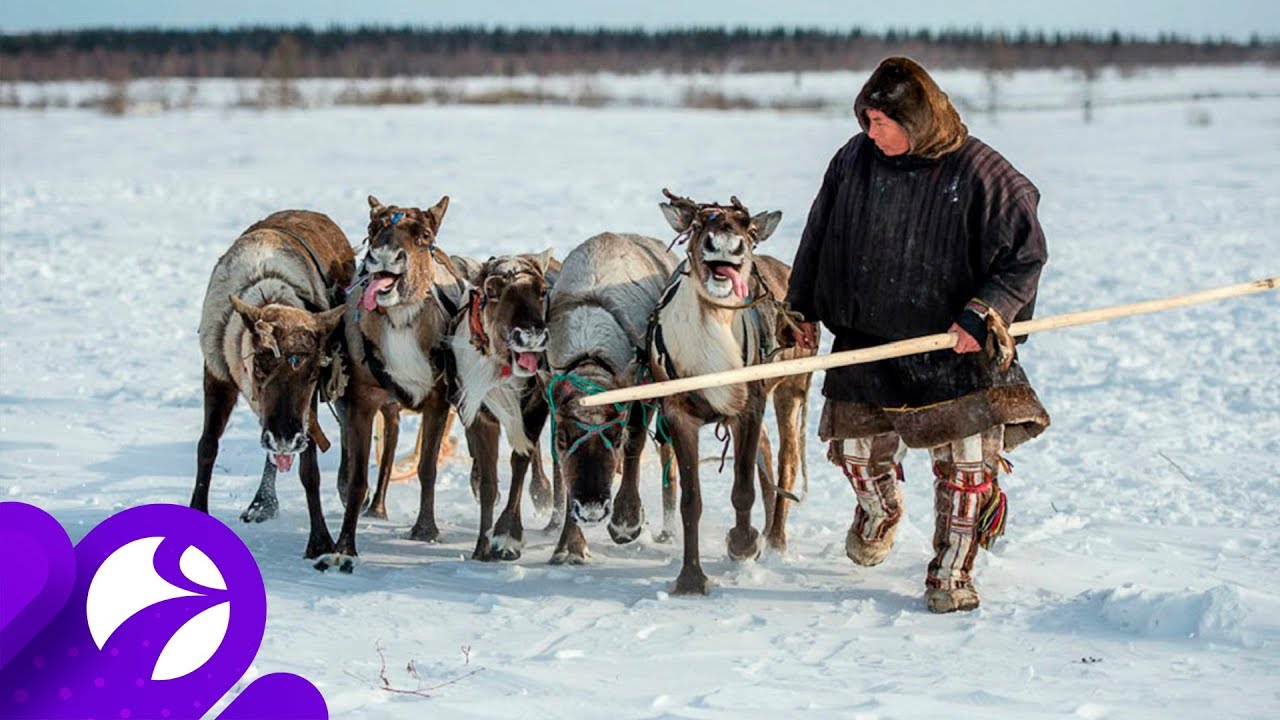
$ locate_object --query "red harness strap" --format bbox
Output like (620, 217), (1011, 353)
(467, 289), (511, 378)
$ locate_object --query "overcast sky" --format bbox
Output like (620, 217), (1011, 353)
(1, 0), (1277, 40)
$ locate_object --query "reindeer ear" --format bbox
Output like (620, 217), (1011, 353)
(750, 211), (783, 243)
(660, 203), (695, 233)
(314, 305), (346, 336)
(252, 319), (281, 357)
(368, 195), (386, 216)
(535, 248), (554, 273)
(229, 294), (263, 324)
(426, 196), (449, 230)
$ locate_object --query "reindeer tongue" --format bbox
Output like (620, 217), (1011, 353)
(360, 275), (396, 311)
(713, 265), (749, 299)
(274, 453), (294, 472)
(516, 352), (540, 373)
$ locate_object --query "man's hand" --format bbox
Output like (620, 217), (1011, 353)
(777, 304), (818, 351)
(783, 320), (818, 351)
(948, 323), (982, 354)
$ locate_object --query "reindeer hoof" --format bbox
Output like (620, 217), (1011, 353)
(486, 527), (522, 561)
(529, 479), (553, 514)
(408, 524), (441, 543)
(549, 548), (589, 565)
(303, 535), (336, 560)
(765, 534), (788, 555)
(608, 519), (644, 545)
(541, 514), (564, 534)
(489, 531), (524, 561)
(313, 553), (357, 574)
(240, 500), (278, 524)
(363, 505), (388, 520)
(672, 567), (710, 596)
(726, 526), (761, 561)
(653, 529), (676, 544)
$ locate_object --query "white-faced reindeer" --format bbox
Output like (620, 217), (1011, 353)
(445, 251), (558, 560)
(324, 195), (466, 571)
(645, 190), (817, 595)
(192, 210), (353, 558)
(323, 196), (557, 570)
(545, 233), (681, 564)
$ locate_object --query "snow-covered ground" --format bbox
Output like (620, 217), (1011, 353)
(8, 64), (1280, 113)
(2, 67), (1279, 718)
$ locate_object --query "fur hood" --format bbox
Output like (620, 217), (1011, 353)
(854, 56), (967, 159)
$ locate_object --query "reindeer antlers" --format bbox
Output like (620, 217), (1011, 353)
(661, 187), (700, 212)
(662, 188), (751, 218)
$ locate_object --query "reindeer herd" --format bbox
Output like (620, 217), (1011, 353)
(193, 190), (816, 594)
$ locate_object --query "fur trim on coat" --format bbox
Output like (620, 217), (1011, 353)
(819, 385), (1050, 452)
(854, 56), (967, 159)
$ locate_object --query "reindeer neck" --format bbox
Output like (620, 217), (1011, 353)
(230, 327), (261, 413)
(653, 276), (751, 417)
(448, 310), (521, 427)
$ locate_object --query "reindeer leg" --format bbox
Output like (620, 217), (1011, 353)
(543, 450), (566, 533)
(492, 393), (549, 561)
(756, 428), (776, 541)
(468, 413), (501, 561)
(408, 387), (451, 542)
(333, 396), (351, 501)
(364, 402), (398, 519)
(323, 392), (378, 572)
(766, 379), (806, 553)
(609, 402), (649, 545)
(527, 442), (553, 513)
(438, 409), (458, 460)
(390, 410), (424, 481)
(550, 517), (589, 565)
(299, 429), (335, 560)
(191, 367), (237, 514)
(549, 455), (588, 565)
(240, 457), (279, 523)
(654, 441), (679, 543)
(669, 410), (708, 594)
(726, 408), (763, 562)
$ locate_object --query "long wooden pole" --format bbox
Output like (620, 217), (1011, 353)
(579, 277), (1277, 407)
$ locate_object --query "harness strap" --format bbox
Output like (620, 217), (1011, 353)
(466, 288), (490, 355)
(361, 333), (417, 407)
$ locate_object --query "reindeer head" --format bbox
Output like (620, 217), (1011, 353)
(659, 189), (781, 302)
(229, 295), (344, 469)
(355, 195), (450, 312)
(549, 362), (629, 525)
(472, 251), (554, 378)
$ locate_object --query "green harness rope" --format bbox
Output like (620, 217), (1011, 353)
(546, 367), (677, 488)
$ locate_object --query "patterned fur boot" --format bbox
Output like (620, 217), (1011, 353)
(925, 437), (1004, 613)
(832, 437), (906, 567)
(844, 466), (904, 566)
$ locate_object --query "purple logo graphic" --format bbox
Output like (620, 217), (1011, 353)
(0, 502), (327, 719)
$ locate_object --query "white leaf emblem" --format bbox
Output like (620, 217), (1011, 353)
(85, 537), (230, 681)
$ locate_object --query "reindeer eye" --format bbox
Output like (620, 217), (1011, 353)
(288, 355), (301, 368)
(484, 277), (503, 300)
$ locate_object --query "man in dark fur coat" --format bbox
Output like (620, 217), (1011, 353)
(786, 56), (1051, 613)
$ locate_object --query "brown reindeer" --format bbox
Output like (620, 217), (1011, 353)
(322, 195), (467, 571)
(646, 190), (817, 594)
(444, 252), (557, 560)
(192, 210), (353, 558)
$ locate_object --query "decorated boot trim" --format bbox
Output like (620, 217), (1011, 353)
(976, 483), (1008, 549)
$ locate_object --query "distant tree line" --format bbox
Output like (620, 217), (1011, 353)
(2, 26), (1276, 82)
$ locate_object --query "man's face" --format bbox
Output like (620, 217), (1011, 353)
(866, 109), (910, 156)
